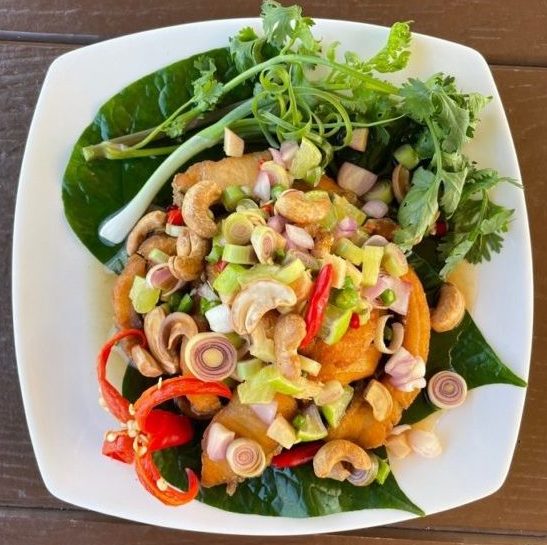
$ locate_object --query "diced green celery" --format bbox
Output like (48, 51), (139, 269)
(375, 457), (391, 485)
(346, 263), (363, 288)
(267, 415), (297, 449)
(320, 305), (352, 345)
(225, 332), (246, 350)
(296, 404), (328, 442)
(249, 334), (276, 363)
(213, 263), (247, 295)
(129, 276), (161, 314)
(394, 144), (420, 170)
(333, 238), (364, 265)
(305, 190), (330, 201)
(321, 254), (347, 289)
(259, 365), (303, 395)
(148, 248), (169, 264)
(361, 245), (384, 287)
(299, 355), (321, 377)
(237, 380), (276, 404)
(236, 198), (259, 211)
(303, 166), (322, 186)
(382, 243), (409, 277)
(222, 185), (247, 211)
(333, 285), (360, 310)
(235, 359), (264, 381)
(321, 385), (354, 428)
(333, 194), (366, 226)
(177, 293), (193, 313)
(292, 414), (306, 429)
(222, 244), (257, 264)
(168, 292), (182, 312)
(289, 137), (322, 179)
(380, 288), (396, 306)
(276, 258), (305, 284)
(238, 264), (280, 287)
(363, 179), (393, 204)
(199, 298), (220, 315)
(261, 161), (292, 187)
(271, 184), (285, 200)
(205, 244), (223, 264)
(350, 229), (370, 247)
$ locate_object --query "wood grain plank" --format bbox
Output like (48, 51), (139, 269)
(1, 43), (546, 537)
(1, 507), (546, 545)
(0, 0), (546, 66)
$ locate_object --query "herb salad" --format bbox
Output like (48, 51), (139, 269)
(63, 1), (526, 517)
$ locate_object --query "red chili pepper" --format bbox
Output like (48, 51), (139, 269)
(135, 449), (199, 506)
(214, 260), (228, 273)
(300, 264), (334, 348)
(97, 329), (147, 422)
(134, 376), (232, 431)
(435, 220), (448, 237)
(102, 431), (135, 464)
(271, 441), (324, 469)
(350, 313), (361, 329)
(166, 207), (184, 226)
(142, 409), (194, 452)
(261, 202), (274, 215)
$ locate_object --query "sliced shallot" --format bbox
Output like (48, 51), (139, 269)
(385, 347), (426, 392)
(364, 235), (389, 247)
(253, 171), (271, 202)
(335, 216), (358, 238)
(205, 422), (235, 461)
(362, 200), (388, 219)
(267, 214), (287, 233)
(337, 162), (378, 196)
(146, 263), (179, 291)
(250, 401), (278, 425)
(285, 224), (314, 250)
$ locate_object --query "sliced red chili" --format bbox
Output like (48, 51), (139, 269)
(214, 260), (228, 273)
(134, 376), (232, 430)
(350, 313), (361, 329)
(166, 207), (184, 226)
(143, 409), (194, 452)
(102, 431), (135, 464)
(97, 329), (147, 422)
(271, 441), (324, 469)
(435, 219), (448, 237)
(134, 450), (199, 506)
(300, 264), (334, 348)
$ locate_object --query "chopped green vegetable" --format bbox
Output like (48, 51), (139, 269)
(129, 276), (161, 314)
(321, 385), (353, 428)
(271, 184), (286, 200)
(375, 457), (391, 485)
(199, 297), (220, 315)
(363, 179), (393, 204)
(333, 194), (366, 226)
(222, 212), (254, 244)
(292, 414), (306, 429)
(333, 237), (364, 265)
(361, 245), (384, 287)
(267, 415), (297, 449)
(295, 404), (328, 442)
(332, 280), (360, 310)
(320, 304), (352, 345)
(177, 293), (194, 313)
(235, 359), (265, 381)
(213, 263), (247, 295)
(222, 244), (257, 264)
(394, 144), (420, 170)
(289, 137), (322, 179)
(205, 243), (223, 264)
(222, 185), (248, 211)
(382, 242), (409, 277)
(276, 258), (306, 284)
(299, 355), (321, 377)
(380, 288), (396, 306)
(148, 248), (169, 264)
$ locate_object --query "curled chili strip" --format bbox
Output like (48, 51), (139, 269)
(97, 328), (147, 422)
(102, 431), (135, 464)
(135, 449), (199, 506)
(143, 409), (194, 452)
(300, 264), (334, 348)
(134, 376), (232, 430)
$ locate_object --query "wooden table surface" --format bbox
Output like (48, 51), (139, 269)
(2, 1), (546, 543)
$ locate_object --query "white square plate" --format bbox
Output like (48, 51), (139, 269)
(12, 18), (533, 534)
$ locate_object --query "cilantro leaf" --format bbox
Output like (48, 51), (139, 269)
(192, 57), (224, 111)
(395, 167), (441, 249)
(229, 27), (268, 73)
(435, 92), (469, 152)
(400, 78), (435, 122)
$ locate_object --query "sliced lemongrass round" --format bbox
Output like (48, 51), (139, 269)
(251, 225), (278, 264)
(184, 332), (237, 381)
(222, 212), (254, 245)
(222, 244), (257, 265)
(347, 453), (379, 487)
(427, 370), (467, 409)
(226, 438), (266, 478)
(374, 315), (405, 354)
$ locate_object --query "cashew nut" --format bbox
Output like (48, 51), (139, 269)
(130, 345), (163, 377)
(392, 163), (410, 203)
(363, 379), (393, 421)
(144, 307), (198, 374)
(137, 234), (177, 260)
(430, 283), (465, 333)
(274, 189), (331, 224)
(126, 210), (166, 255)
(168, 255), (203, 282)
(176, 227), (210, 258)
(181, 180), (222, 238)
(311, 230), (334, 258)
(313, 440), (371, 481)
(274, 313), (306, 380)
(230, 280), (297, 335)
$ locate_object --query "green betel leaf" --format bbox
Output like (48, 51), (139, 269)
(62, 48), (251, 272)
(403, 252), (526, 424)
(153, 443), (424, 517)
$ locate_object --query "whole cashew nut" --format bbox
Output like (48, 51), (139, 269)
(230, 280), (297, 335)
(363, 379), (393, 421)
(274, 189), (331, 224)
(176, 227), (210, 258)
(274, 313), (307, 380)
(126, 210), (166, 255)
(430, 283), (465, 333)
(137, 234), (177, 260)
(130, 344), (163, 378)
(168, 256), (203, 282)
(313, 440), (371, 481)
(181, 180), (222, 238)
